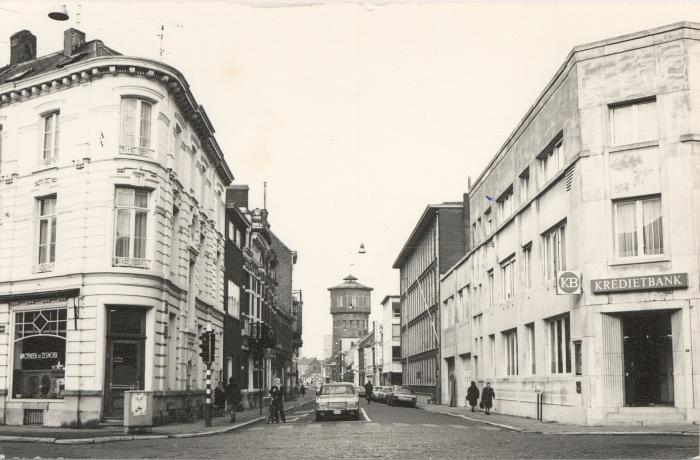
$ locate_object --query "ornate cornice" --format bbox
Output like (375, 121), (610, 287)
(0, 56), (233, 184)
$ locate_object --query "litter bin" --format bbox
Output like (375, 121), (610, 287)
(124, 390), (154, 434)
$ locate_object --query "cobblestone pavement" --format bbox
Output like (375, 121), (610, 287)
(1, 400), (697, 459)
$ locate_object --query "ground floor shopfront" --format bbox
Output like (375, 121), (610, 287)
(0, 276), (224, 427)
(441, 295), (700, 425)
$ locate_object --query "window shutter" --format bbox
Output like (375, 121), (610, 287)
(565, 165), (574, 191)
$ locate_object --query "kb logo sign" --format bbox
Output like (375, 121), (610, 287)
(556, 271), (582, 295)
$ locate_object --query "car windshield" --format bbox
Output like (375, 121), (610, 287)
(394, 387), (414, 394)
(320, 385), (355, 395)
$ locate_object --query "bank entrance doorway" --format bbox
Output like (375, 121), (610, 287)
(104, 307), (146, 419)
(621, 310), (674, 407)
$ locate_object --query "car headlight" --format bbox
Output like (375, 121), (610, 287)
(347, 399), (358, 409)
(317, 401), (328, 409)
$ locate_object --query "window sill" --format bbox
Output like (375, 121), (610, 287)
(608, 140), (659, 153)
(8, 398), (64, 403)
(112, 257), (151, 269)
(608, 256), (669, 266)
(33, 158), (59, 173)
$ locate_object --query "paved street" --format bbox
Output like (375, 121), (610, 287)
(1, 400), (697, 459)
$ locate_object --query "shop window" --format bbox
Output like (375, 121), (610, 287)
(13, 308), (67, 399)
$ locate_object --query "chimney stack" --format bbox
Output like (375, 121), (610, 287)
(63, 28), (86, 57)
(10, 30), (37, 65)
(226, 185), (249, 209)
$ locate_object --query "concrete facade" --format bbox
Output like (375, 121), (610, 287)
(0, 29), (233, 426)
(439, 22), (700, 425)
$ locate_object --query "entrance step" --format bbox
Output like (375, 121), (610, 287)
(604, 407), (687, 426)
(100, 417), (123, 427)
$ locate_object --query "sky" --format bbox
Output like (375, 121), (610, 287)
(1, 0), (699, 359)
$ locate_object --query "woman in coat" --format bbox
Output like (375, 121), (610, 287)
(481, 382), (496, 415)
(466, 381), (480, 412)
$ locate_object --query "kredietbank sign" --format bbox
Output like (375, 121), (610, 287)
(591, 273), (688, 294)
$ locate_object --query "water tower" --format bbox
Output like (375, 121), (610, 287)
(329, 275), (373, 356)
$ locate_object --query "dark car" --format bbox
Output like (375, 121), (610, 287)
(386, 386), (417, 408)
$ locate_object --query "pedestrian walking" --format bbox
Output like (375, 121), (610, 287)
(466, 381), (479, 412)
(364, 380), (373, 404)
(300, 383), (306, 397)
(225, 377), (241, 422)
(481, 382), (496, 415)
(270, 378), (286, 423)
(214, 381), (226, 412)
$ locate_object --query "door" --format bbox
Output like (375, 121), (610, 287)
(622, 311), (673, 407)
(105, 340), (144, 418)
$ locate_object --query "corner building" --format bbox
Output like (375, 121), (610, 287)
(440, 22), (700, 425)
(0, 29), (233, 426)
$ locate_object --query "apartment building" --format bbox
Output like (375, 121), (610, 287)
(440, 22), (700, 425)
(380, 295), (402, 386)
(0, 29), (233, 426)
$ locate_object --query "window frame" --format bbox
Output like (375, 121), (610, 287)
(613, 195), (664, 260)
(500, 256), (516, 300)
(542, 221), (566, 281)
(41, 111), (60, 164)
(538, 137), (563, 185)
(120, 97), (154, 150)
(36, 196), (57, 270)
(503, 328), (518, 376)
(609, 97), (658, 146)
(547, 315), (571, 375)
(113, 187), (150, 266)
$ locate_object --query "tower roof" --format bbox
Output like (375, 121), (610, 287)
(328, 274), (373, 291)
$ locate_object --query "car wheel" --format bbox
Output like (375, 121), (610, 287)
(411, 402), (417, 408)
(315, 411), (323, 422)
(388, 398), (393, 406)
(354, 411), (360, 421)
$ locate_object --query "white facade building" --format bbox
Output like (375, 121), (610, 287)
(380, 295), (402, 386)
(440, 22), (700, 425)
(0, 29), (233, 426)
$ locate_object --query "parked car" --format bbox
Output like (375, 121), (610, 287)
(356, 385), (366, 397)
(386, 386), (417, 407)
(315, 383), (360, 421)
(372, 386), (383, 402)
(376, 386), (390, 403)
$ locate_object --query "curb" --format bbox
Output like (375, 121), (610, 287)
(433, 409), (699, 437)
(0, 398), (314, 444)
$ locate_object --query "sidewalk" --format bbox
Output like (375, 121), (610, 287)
(423, 403), (700, 436)
(0, 394), (315, 444)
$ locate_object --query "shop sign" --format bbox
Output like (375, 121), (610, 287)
(591, 273), (688, 294)
(556, 271), (582, 295)
(20, 351), (58, 360)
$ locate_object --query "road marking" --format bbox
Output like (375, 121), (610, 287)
(360, 408), (371, 422)
(393, 422), (409, 427)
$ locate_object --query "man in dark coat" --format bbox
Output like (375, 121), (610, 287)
(481, 382), (496, 415)
(300, 383), (306, 397)
(270, 378), (286, 423)
(364, 380), (374, 404)
(466, 381), (480, 412)
(225, 377), (242, 422)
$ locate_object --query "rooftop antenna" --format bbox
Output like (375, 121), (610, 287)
(467, 176), (472, 190)
(263, 181), (267, 210)
(75, 4), (81, 26)
(157, 23), (184, 62)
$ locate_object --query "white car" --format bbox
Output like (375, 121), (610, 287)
(315, 383), (360, 421)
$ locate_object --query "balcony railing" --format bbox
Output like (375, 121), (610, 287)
(113, 257), (151, 269)
(33, 262), (54, 273)
(119, 144), (156, 159)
